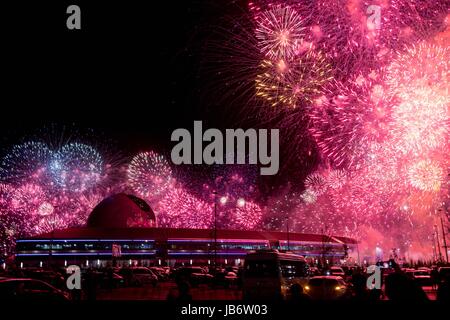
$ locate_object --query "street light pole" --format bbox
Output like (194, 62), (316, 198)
(435, 224), (443, 262)
(431, 235), (437, 263)
(440, 215), (449, 263)
(213, 191), (218, 270)
(286, 215), (290, 251)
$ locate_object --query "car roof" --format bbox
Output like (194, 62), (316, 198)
(0, 277), (40, 282)
(310, 276), (343, 280)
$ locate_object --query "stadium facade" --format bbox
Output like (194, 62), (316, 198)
(15, 194), (358, 267)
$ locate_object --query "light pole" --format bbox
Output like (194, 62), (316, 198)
(286, 214), (290, 251)
(47, 205), (57, 269)
(431, 234), (437, 263)
(213, 191), (218, 271)
(435, 224), (443, 262)
(439, 212), (448, 264)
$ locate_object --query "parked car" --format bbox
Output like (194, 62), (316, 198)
(119, 267), (158, 287)
(0, 277), (70, 301)
(304, 276), (351, 300)
(211, 270), (238, 288)
(21, 269), (65, 290)
(328, 266), (345, 278)
(98, 271), (125, 289)
(412, 270), (433, 287)
(308, 267), (321, 276)
(148, 267), (169, 281)
(438, 267), (450, 282)
(174, 266), (213, 286)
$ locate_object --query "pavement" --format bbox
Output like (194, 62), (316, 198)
(97, 281), (242, 300)
(96, 281), (437, 301)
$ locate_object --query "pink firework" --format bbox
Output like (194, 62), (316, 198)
(386, 42), (449, 96)
(327, 169), (348, 189)
(386, 42), (449, 153)
(262, 192), (302, 230)
(390, 88), (449, 154)
(231, 200), (263, 230)
(0, 184), (13, 214)
(407, 159), (445, 192)
(254, 4), (306, 61)
(294, 195), (360, 238)
(386, 0), (450, 47)
(300, 188), (317, 204)
(10, 183), (48, 216)
(156, 187), (213, 229)
(310, 0), (383, 80)
(304, 172), (327, 195)
(309, 77), (397, 169)
(353, 144), (406, 200)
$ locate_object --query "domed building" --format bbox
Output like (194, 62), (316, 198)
(15, 194), (358, 268)
(87, 193), (156, 228)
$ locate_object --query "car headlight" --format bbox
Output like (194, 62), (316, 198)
(304, 285), (310, 291)
(335, 286), (341, 291)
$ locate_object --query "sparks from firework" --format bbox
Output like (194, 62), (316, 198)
(231, 200), (263, 230)
(304, 172), (327, 195)
(300, 188), (317, 204)
(255, 48), (333, 108)
(255, 4), (306, 61)
(127, 151), (173, 200)
(0, 142), (53, 184)
(309, 77), (397, 169)
(50, 143), (104, 193)
(155, 187), (213, 229)
(386, 42), (449, 154)
(390, 87), (449, 154)
(407, 159), (445, 192)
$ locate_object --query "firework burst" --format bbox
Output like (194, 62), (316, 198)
(407, 159), (445, 192)
(255, 48), (333, 108)
(156, 187), (213, 229)
(0, 142), (52, 184)
(50, 143), (104, 193)
(304, 172), (327, 195)
(127, 151), (173, 200)
(254, 4), (306, 61)
(230, 200), (263, 230)
(309, 77), (397, 169)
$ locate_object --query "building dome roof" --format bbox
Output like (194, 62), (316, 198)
(86, 193), (156, 228)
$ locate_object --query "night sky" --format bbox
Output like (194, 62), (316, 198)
(1, 0), (305, 187)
